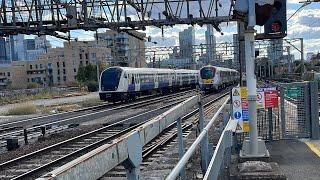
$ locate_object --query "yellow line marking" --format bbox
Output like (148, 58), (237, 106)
(305, 141), (320, 157)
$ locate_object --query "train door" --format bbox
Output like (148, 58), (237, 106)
(168, 73), (171, 87)
(169, 73), (172, 87)
(135, 74), (140, 91)
(128, 73), (135, 92)
(154, 73), (159, 89)
(173, 73), (177, 87)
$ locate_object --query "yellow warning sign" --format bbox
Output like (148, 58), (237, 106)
(233, 89), (240, 96)
(240, 87), (248, 98)
(243, 122), (250, 133)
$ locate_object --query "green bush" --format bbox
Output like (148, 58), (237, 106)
(27, 82), (39, 89)
(86, 81), (98, 92)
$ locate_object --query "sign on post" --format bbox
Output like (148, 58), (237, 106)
(232, 88), (243, 133)
(232, 86), (278, 133)
(285, 87), (301, 98)
(265, 90), (279, 108)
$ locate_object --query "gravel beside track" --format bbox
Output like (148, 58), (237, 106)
(0, 125), (102, 164)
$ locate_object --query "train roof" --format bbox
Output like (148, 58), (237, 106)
(105, 66), (198, 74)
(200, 65), (238, 72)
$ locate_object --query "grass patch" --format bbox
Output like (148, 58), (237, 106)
(6, 103), (37, 115)
(80, 98), (103, 108)
(0, 91), (88, 106)
(56, 104), (80, 112)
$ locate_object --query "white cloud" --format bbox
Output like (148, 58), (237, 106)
(287, 0), (302, 4)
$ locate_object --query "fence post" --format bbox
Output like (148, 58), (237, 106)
(268, 108), (273, 141)
(225, 130), (233, 178)
(280, 86), (286, 138)
(304, 82), (311, 137)
(177, 117), (186, 180)
(198, 101), (209, 174)
(309, 81), (320, 139)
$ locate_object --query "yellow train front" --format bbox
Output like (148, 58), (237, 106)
(199, 66), (239, 92)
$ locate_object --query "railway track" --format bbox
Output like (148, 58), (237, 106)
(0, 88), (195, 135)
(0, 89), (197, 149)
(0, 90), (202, 179)
(103, 92), (228, 179)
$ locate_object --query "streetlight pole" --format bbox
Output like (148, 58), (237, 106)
(300, 38), (304, 76)
(146, 41), (157, 68)
(96, 59), (100, 82)
(153, 51), (156, 68)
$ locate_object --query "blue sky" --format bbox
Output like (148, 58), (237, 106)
(47, 0), (320, 59)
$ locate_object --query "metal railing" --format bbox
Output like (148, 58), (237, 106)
(166, 97), (233, 180)
(203, 119), (237, 180)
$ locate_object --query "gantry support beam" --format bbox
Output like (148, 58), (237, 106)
(0, 0), (234, 36)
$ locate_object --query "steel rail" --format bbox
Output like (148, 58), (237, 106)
(0, 90), (196, 140)
(0, 89), (194, 129)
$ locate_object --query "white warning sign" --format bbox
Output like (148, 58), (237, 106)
(232, 87), (243, 133)
(256, 89), (265, 109)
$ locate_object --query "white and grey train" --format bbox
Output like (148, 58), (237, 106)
(199, 65), (239, 92)
(99, 67), (198, 102)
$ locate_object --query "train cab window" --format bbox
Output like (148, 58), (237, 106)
(200, 67), (215, 79)
(100, 68), (122, 91)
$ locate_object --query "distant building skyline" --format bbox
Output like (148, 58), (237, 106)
(205, 25), (216, 63)
(267, 39), (284, 63)
(0, 34), (51, 62)
(179, 27), (195, 59)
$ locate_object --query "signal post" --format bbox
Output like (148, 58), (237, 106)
(235, 0), (276, 158)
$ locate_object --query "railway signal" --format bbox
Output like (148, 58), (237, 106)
(234, 0), (275, 26)
(264, 0), (287, 36)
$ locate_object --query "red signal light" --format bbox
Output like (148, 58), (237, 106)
(271, 21), (282, 32)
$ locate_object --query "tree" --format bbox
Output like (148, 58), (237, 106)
(76, 64), (99, 92)
(76, 64), (98, 83)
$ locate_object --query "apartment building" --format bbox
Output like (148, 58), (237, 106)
(96, 30), (146, 67)
(0, 40), (111, 89)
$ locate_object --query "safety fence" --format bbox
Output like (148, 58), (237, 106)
(279, 81), (319, 139)
(253, 81), (319, 141)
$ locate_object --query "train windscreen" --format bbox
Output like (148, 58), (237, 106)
(101, 68), (122, 91)
(200, 67), (215, 79)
